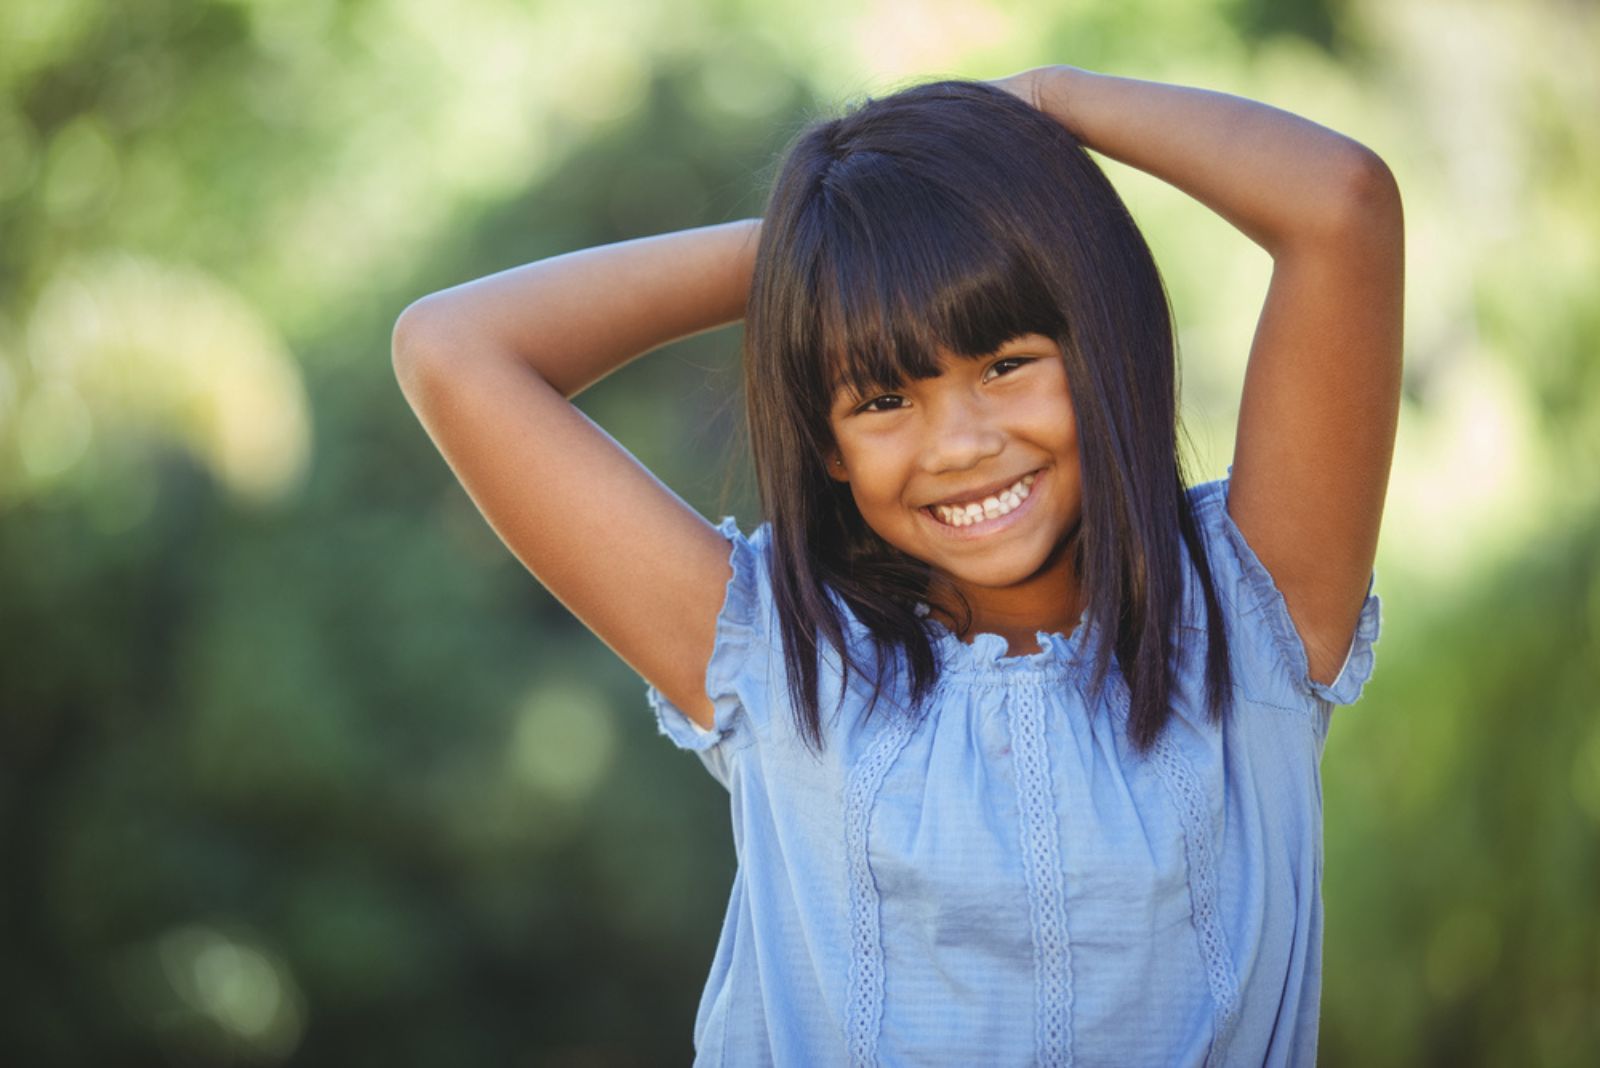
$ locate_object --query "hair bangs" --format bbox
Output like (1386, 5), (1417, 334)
(804, 165), (1066, 411)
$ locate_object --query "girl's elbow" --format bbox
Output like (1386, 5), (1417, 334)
(392, 296), (479, 410)
(1269, 145), (1401, 257)
(1329, 146), (1403, 238)
(392, 294), (455, 368)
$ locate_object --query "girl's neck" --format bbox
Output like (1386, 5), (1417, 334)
(930, 572), (1087, 657)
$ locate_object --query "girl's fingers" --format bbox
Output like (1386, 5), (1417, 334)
(984, 69), (1043, 111)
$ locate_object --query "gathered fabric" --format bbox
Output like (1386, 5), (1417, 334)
(646, 477), (1381, 1067)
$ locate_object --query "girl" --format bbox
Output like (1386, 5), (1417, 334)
(393, 65), (1402, 1067)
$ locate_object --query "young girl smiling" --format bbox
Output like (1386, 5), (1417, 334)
(394, 65), (1402, 1066)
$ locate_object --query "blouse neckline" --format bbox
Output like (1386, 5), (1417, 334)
(918, 604), (1097, 678)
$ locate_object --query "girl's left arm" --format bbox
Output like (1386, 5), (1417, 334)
(998, 65), (1404, 687)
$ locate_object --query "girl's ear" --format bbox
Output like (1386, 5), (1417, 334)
(825, 450), (851, 483)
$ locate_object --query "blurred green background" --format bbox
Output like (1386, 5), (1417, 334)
(1, 0), (1595, 1064)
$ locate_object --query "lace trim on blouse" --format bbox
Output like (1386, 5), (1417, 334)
(844, 703), (921, 1067)
(1108, 677), (1242, 1064)
(1007, 678), (1075, 1066)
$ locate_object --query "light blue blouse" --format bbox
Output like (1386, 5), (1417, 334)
(646, 476), (1381, 1067)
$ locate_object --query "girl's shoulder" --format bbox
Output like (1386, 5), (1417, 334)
(646, 514), (918, 767)
(1183, 474), (1382, 713)
(644, 517), (772, 765)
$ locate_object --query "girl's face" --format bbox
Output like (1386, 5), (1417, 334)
(825, 332), (1084, 619)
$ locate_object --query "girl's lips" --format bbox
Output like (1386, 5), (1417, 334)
(920, 468), (1045, 539)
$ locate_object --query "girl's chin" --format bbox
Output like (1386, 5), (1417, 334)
(929, 551), (1061, 593)
(926, 526), (1081, 593)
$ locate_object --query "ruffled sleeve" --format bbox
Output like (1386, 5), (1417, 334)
(644, 517), (773, 771)
(1188, 476), (1383, 709)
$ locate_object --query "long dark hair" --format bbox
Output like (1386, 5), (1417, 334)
(743, 78), (1231, 755)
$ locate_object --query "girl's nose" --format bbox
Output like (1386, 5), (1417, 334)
(922, 396), (1004, 473)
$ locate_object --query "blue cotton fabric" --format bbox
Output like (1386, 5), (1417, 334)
(645, 476), (1381, 1067)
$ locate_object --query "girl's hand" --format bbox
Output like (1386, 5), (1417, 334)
(985, 67), (1045, 109)
(985, 66), (1084, 136)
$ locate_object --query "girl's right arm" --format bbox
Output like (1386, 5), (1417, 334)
(390, 219), (763, 730)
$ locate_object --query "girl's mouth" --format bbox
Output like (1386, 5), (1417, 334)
(924, 472), (1038, 528)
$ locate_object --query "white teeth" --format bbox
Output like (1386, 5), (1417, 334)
(930, 474), (1036, 528)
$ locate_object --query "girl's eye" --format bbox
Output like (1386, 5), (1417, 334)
(983, 356), (1033, 382)
(857, 393), (907, 414)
